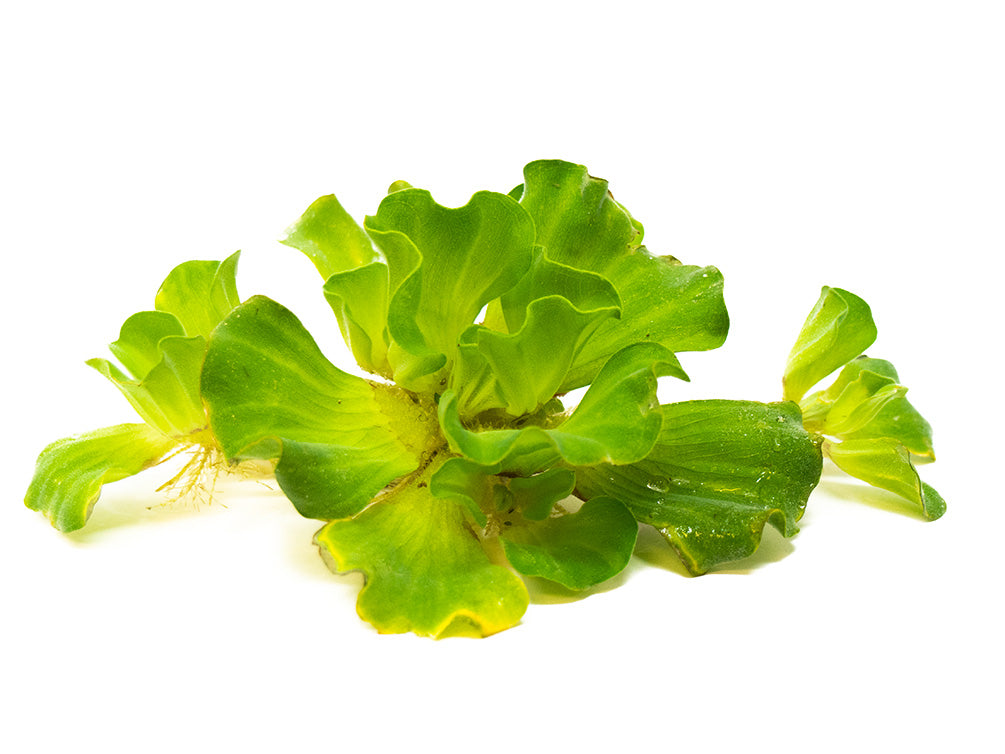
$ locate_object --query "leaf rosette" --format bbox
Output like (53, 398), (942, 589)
(26, 159), (947, 639)
(26, 253), (243, 531)
(197, 160), (845, 638)
(784, 287), (945, 520)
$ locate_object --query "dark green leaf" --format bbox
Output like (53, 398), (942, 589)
(428, 457), (494, 527)
(509, 468), (576, 521)
(576, 400), (822, 574)
(499, 497), (638, 590)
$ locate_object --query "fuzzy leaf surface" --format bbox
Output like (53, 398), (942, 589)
(783, 286), (877, 402)
(509, 468), (577, 520)
(281, 193), (380, 279)
(88, 335), (207, 438)
(430, 461), (577, 526)
(576, 400), (822, 574)
(838, 358), (936, 458)
(497, 247), (622, 332)
(514, 161), (727, 389)
(154, 251), (241, 340)
(364, 189), (535, 390)
(561, 254), (727, 390)
(201, 296), (421, 520)
(517, 160), (642, 273)
(321, 262), (391, 376)
(452, 294), (620, 417)
(107, 310), (186, 380)
(315, 467), (529, 638)
(499, 497), (638, 590)
(25, 423), (176, 532)
(825, 438), (946, 520)
(282, 195), (392, 375)
(806, 365), (907, 437)
(440, 342), (684, 475)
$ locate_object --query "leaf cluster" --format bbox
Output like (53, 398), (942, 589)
(784, 287), (945, 520)
(24, 160), (945, 637)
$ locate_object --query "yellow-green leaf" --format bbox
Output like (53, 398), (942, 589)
(25, 423), (176, 532)
(315, 467), (529, 638)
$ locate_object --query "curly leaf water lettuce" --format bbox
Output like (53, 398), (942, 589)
(26, 160), (946, 638)
(785, 287), (945, 520)
(25, 253), (243, 531)
(206, 159), (809, 636)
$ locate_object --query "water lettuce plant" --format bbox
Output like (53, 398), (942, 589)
(24, 160), (945, 637)
(25, 254), (242, 531)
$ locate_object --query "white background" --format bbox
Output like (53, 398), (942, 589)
(2, 1), (1002, 751)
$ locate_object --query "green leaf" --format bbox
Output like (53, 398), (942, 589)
(499, 497), (638, 590)
(427, 457), (494, 527)
(387, 179), (413, 193)
(201, 295), (424, 520)
(88, 335), (208, 437)
(321, 262), (391, 377)
(315, 466), (529, 638)
(825, 438), (946, 520)
(824, 372), (905, 436)
(25, 253), (244, 531)
(363, 189), (535, 390)
(25, 423), (176, 532)
(497, 245), (623, 333)
(783, 286), (877, 402)
(154, 251), (241, 340)
(839, 358), (936, 458)
(517, 160), (642, 272)
(509, 468), (576, 521)
(281, 194), (380, 279)
(85, 254), (243, 438)
(514, 161), (728, 389)
(107, 310), (185, 380)
(562, 254), (727, 390)
(439, 342), (684, 475)
(282, 196), (392, 376)
(801, 363), (907, 437)
(452, 294), (620, 417)
(429, 461), (576, 526)
(576, 400), (823, 575)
